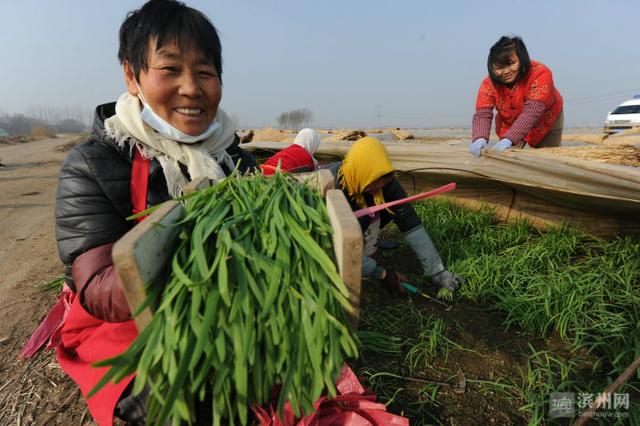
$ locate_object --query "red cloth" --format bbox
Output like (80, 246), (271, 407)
(474, 60), (563, 147)
(252, 365), (409, 426)
(130, 148), (150, 221)
(20, 284), (74, 358)
(56, 300), (138, 426)
(21, 273), (137, 426)
(261, 144), (315, 175)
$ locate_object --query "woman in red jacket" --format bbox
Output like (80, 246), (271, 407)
(260, 128), (321, 175)
(469, 36), (563, 157)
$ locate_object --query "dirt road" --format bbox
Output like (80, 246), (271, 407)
(0, 136), (89, 425)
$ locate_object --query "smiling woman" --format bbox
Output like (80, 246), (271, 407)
(45, 1), (256, 424)
(125, 42), (222, 138)
(468, 36), (564, 157)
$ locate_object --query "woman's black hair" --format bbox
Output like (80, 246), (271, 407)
(118, 0), (222, 82)
(487, 36), (531, 85)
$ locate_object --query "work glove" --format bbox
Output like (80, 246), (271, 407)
(380, 269), (407, 294)
(490, 138), (512, 152)
(430, 270), (464, 292)
(468, 138), (488, 157)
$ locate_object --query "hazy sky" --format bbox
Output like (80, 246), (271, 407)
(1, 0), (639, 128)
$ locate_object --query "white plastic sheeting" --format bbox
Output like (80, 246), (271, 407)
(246, 141), (640, 236)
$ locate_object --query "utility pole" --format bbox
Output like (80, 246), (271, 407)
(374, 106), (382, 128)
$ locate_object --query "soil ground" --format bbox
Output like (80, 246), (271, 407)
(353, 228), (611, 425)
(354, 238), (550, 425)
(0, 136), (89, 425)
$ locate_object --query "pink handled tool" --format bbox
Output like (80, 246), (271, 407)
(353, 182), (456, 219)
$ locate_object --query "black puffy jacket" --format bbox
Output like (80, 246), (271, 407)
(55, 102), (255, 290)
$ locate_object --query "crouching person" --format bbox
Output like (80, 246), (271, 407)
(53, 1), (255, 424)
(324, 137), (463, 293)
(260, 128), (321, 175)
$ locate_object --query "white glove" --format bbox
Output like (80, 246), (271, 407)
(468, 138), (488, 157)
(490, 138), (513, 151)
(430, 270), (464, 292)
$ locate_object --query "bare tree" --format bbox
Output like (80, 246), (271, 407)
(276, 108), (313, 129)
(297, 108), (313, 128)
(26, 105), (56, 126)
(0, 113), (46, 135)
(57, 118), (85, 133)
(82, 107), (94, 129)
(276, 111), (289, 129)
(25, 105), (90, 132)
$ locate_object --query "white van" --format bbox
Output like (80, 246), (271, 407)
(604, 96), (640, 134)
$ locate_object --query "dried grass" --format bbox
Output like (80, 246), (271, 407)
(31, 127), (56, 138)
(251, 127), (295, 142)
(387, 128), (415, 140)
(0, 135), (36, 145)
(540, 145), (640, 167)
(324, 130), (367, 142)
(54, 136), (87, 153)
(0, 350), (86, 425)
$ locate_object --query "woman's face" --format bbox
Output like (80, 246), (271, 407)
(125, 40), (222, 136)
(492, 50), (520, 85)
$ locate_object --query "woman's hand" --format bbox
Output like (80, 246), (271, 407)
(468, 138), (488, 157)
(490, 138), (513, 152)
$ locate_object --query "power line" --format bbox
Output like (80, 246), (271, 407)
(564, 88), (640, 103)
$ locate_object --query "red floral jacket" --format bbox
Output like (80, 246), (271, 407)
(474, 61), (563, 147)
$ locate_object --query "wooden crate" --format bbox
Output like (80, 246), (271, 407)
(112, 170), (363, 331)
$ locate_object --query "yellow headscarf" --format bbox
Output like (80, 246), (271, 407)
(338, 137), (395, 208)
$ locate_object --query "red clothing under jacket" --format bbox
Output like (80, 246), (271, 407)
(261, 144), (315, 175)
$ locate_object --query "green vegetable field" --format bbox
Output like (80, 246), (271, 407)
(356, 197), (640, 424)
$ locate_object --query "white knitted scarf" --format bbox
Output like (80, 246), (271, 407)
(104, 92), (236, 198)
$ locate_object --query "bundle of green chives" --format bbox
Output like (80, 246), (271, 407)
(90, 173), (359, 425)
